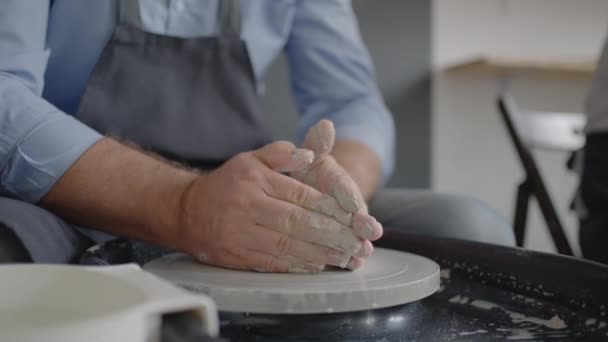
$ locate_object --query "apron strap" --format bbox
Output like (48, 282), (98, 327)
(118, 0), (143, 29)
(218, 0), (241, 41)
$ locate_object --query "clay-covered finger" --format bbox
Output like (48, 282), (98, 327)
(261, 171), (352, 225)
(253, 196), (362, 255)
(294, 156), (366, 214)
(302, 119), (335, 160)
(293, 210), (361, 254)
(253, 141), (314, 173)
(245, 251), (325, 274)
(245, 225), (351, 268)
(332, 177), (366, 213)
(193, 243), (324, 274)
(311, 194), (352, 226)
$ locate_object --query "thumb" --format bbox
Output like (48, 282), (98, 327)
(253, 141), (315, 172)
(302, 119), (335, 161)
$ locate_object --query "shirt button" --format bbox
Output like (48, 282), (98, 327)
(172, 0), (184, 12)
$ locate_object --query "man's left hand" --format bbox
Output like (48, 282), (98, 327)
(292, 120), (383, 269)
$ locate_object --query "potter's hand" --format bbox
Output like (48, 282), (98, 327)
(177, 141), (370, 273)
(292, 120), (384, 269)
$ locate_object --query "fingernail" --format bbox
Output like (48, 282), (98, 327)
(347, 258), (363, 271)
(353, 214), (377, 240)
(327, 249), (350, 268)
(306, 120), (335, 156)
(372, 217), (384, 240)
(291, 149), (314, 167)
(362, 218), (375, 239)
(355, 240), (373, 258)
(336, 238), (361, 255)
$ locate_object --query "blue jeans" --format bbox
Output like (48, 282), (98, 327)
(0, 189), (515, 263)
(370, 189), (515, 246)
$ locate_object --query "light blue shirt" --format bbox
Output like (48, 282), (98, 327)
(0, 0), (395, 203)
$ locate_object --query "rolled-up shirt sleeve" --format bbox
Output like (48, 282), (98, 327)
(285, 0), (396, 183)
(0, 0), (102, 202)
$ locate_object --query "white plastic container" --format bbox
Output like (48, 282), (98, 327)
(0, 263), (218, 342)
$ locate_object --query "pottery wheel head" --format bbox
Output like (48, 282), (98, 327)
(143, 248), (440, 314)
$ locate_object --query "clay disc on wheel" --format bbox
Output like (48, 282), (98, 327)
(143, 248), (440, 314)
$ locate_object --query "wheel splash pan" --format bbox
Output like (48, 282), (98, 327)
(81, 230), (608, 341)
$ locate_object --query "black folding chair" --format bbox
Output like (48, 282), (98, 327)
(498, 93), (586, 256)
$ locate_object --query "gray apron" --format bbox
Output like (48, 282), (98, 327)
(77, 0), (272, 167)
(0, 0), (273, 263)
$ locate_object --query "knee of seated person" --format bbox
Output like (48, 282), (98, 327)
(433, 195), (515, 247)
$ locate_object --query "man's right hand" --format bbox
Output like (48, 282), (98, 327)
(176, 141), (372, 273)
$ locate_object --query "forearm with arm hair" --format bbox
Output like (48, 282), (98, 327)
(40, 138), (198, 247)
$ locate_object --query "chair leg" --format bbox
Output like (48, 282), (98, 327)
(533, 182), (574, 256)
(513, 181), (531, 247)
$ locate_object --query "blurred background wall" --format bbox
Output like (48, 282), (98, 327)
(432, 0), (608, 254)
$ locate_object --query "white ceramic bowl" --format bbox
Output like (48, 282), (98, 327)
(0, 264), (218, 342)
